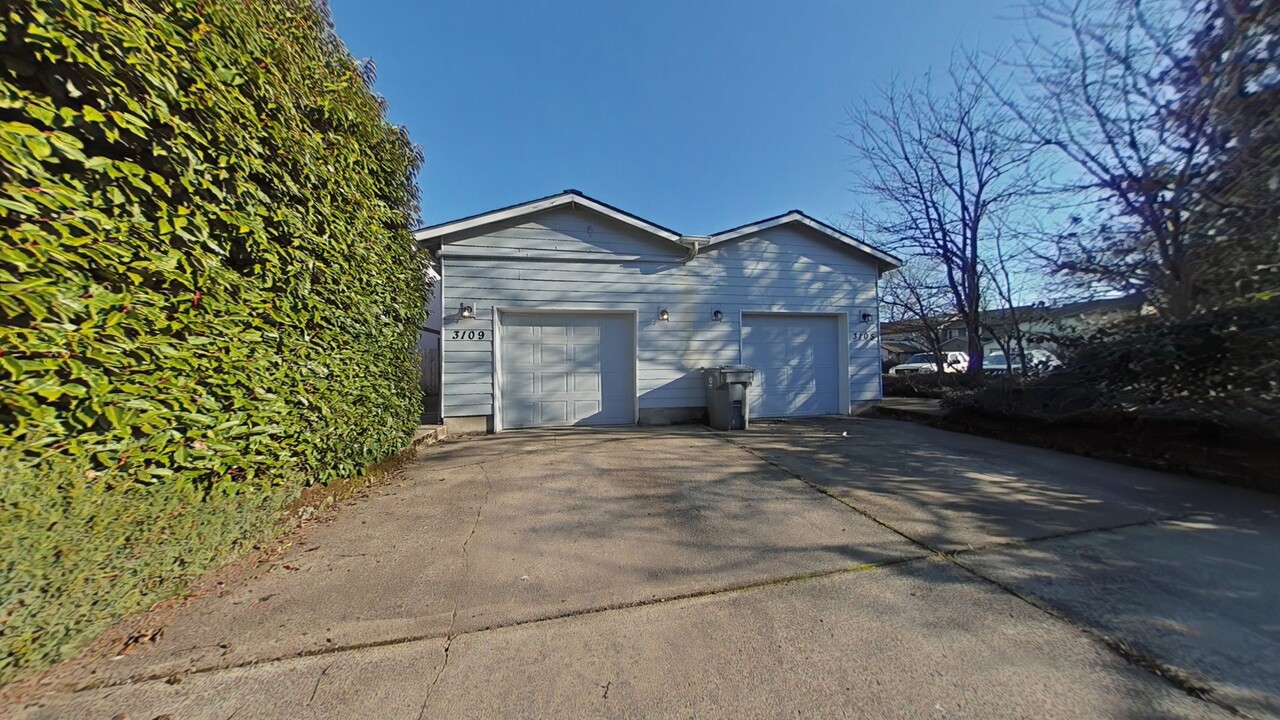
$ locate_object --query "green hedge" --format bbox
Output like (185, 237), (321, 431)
(1, 0), (425, 682)
(946, 301), (1279, 435)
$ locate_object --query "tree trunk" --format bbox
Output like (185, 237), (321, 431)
(966, 328), (984, 376)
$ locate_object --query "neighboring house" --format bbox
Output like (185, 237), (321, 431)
(879, 317), (960, 364)
(879, 294), (1149, 364)
(413, 189), (901, 433)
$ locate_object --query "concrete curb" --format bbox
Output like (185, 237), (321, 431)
(410, 424), (447, 455)
(874, 399), (948, 422)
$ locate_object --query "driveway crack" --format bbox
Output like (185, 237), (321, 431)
(418, 461), (493, 716)
(307, 663), (331, 705)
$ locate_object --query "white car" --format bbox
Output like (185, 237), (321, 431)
(888, 352), (969, 375)
(984, 348), (1062, 376)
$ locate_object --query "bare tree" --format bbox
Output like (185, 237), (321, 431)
(845, 53), (1045, 374)
(1000, 0), (1278, 318)
(880, 261), (953, 373)
(979, 227), (1037, 374)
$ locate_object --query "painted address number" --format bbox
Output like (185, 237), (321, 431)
(851, 331), (878, 341)
(449, 330), (486, 340)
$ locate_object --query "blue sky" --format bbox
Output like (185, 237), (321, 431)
(328, 0), (1030, 232)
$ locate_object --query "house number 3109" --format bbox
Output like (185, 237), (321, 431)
(449, 330), (486, 340)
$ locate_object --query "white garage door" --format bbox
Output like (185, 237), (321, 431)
(742, 314), (841, 418)
(499, 313), (634, 428)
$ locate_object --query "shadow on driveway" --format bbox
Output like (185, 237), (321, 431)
(735, 416), (1280, 717)
(14, 419), (1279, 719)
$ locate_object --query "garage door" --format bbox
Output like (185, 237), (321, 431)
(499, 313), (634, 428)
(741, 314), (840, 418)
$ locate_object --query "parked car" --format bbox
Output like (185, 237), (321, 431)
(984, 348), (1062, 376)
(887, 352), (969, 375)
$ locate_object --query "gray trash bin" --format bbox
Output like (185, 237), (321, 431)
(704, 365), (754, 430)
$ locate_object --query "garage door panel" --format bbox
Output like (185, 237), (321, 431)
(573, 344), (600, 366)
(539, 372), (567, 394)
(506, 372), (536, 394)
(505, 342), (535, 364)
(574, 400), (602, 418)
(572, 372), (600, 392)
(539, 401), (569, 425)
(538, 344), (568, 365)
(500, 312), (634, 428)
(743, 314), (840, 419)
(750, 326), (788, 344)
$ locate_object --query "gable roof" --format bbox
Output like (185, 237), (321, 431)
(412, 189), (902, 270)
(701, 210), (901, 269)
(413, 189), (684, 246)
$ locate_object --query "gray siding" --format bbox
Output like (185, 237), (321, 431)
(438, 207), (881, 419)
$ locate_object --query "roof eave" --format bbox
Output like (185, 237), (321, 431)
(702, 212), (902, 270)
(412, 190), (683, 246)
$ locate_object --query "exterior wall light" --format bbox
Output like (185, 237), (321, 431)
(659, 308), (670, 322)
(459, 304), (475, 319)
(860, 312), (874, 323)
(712, 309), (723, 322)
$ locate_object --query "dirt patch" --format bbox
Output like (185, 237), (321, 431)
(932, 408), (1280, 494)
(282, 433), (429, 519)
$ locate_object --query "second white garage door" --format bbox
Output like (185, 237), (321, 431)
(499, 313), (634, 429)
(741, 314), (841, 418)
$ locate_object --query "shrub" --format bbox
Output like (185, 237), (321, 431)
(883, 372), (986, 399)
(948, 300), (1280, 436)
(0, 0), (425, 683)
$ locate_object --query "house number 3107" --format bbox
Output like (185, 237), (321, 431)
(449, 330), (486, 340)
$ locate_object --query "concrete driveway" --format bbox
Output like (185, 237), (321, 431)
(11, 418), (1280, 719)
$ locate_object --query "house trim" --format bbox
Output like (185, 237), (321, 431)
(415, 191), (902, 272)
(704, 212), (901, 270)
(415, 190), (684, 246)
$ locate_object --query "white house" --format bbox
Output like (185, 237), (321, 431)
(414, 190), (901, 433)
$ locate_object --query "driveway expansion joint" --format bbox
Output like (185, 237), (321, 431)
(945, 512), (1211, 559)
(944, 552), (1252, 718)
(711, 430), (1248, 717)
(68, 555), (936, 696)
(86, 440), (1211, 700)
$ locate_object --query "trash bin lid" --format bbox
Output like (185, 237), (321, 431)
(718, 364), (753, 372)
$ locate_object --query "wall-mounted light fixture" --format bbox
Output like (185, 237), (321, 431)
(712, 309), (723, 322)
(860, 312), (874, 323)
(659, 308), (670, 322)
(459, 303), (475, 319)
